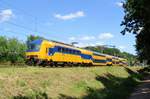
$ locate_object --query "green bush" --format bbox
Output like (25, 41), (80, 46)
(0, 36), (27, 64)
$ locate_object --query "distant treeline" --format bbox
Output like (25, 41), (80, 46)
(0, 35), (137, 65)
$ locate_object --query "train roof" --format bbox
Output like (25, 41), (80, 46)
(50, 40), (75, 47)
(43, 39), (92, 54)
(43, 39), (79, 49)
(92, 51), (106, 56)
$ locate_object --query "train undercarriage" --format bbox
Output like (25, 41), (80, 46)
(25, 58), (93, 67)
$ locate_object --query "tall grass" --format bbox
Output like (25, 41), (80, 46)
(0, 66), (144, 99)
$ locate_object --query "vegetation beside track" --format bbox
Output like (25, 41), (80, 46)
(0, 66), (145, 99)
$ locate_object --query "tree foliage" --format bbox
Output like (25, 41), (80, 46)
(27, 35), (45, 43)
(0, 36), (26, 64)
(121, 0), (150, 64)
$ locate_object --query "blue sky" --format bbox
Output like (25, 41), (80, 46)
(0, 0), (136, 54)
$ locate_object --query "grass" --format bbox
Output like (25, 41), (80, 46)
(0, 65), (144, 99)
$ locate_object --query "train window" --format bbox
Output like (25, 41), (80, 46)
(48, 48), (53, 55)
(69, 50), (72, 54)
(58, 47), (61, 52)
(60, 47), (63, 52)
(77, 51), (80, 54)
(73, 50), (75, 54)
(68, 49), (71, 54)
(65, 48), (68, 53)
(74, 51), (77, 54)
(62, 48), (65, 52)
(63, 48), (66, 52)
(75, 51), (78, 54)
(71, 50), (73, 54)
(69, 49), (71, 53)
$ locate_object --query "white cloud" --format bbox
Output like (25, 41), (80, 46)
(95, 42), (104, 46)
(116, 2), (123, 7)
(98, 33), (114, 40)
(0, 9), (13, 22)
(69, 35), (95, 41)
(81, 36), (95, 41)
(69, 37), (76, 41)
(75, 42), (104, 48)
(118, 45), (126, 50)
(54, 11), (85, 20)
(76, 43), (95, 47)
(118, 45), (127, 52)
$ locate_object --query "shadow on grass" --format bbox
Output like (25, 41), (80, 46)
(59, 67), (144, 99)
(13, 91), (49, 99)
(12, 67), (148, 99)
(58, 94), (77, 99)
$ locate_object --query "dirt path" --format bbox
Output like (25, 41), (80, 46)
(129, 75), (150, 99)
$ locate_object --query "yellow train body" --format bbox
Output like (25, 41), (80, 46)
(26, 39), (127, 66)
(105, 55), (113, 66)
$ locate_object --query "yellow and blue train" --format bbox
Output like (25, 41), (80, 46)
(26, 39), (128, 66)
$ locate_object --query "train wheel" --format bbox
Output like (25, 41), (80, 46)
(75, 63), (79, 66)
(49, 60), (54, 67)
(26, 59), (34, 66)
(40, 60), (48, 67)
(81, 63), (86, 67)
(78, 63), (82, 67)
(88, 63), (93, 67)
(54, 62), (58, 67)
(63, 62), (67, 67)
(67, 62), (72, 67)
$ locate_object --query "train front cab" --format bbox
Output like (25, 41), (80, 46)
(26, 39), (50, 65)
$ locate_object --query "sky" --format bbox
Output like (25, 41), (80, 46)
(0, 0), (136, 54)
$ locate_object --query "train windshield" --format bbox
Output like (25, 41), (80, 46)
(27, 39), (43, 52)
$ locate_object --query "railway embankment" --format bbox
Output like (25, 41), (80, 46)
(0, 66), (146, 99)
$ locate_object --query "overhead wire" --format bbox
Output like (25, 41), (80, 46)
(0, 0), (61, 41)
(0, 0), (38, 33)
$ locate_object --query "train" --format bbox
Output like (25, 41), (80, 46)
(25, 39), (128, 66)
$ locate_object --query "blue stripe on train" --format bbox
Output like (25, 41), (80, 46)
(48, 46), (106, 63)
(48, 46), (81, 56)
(48, 46), (92, 60)
(93, 59), (106, 63)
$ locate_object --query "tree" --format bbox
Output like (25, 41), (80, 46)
(0, 36), (27, 64)
(7, 38), (27, 64)
(121, 0), (150, 64)
(0, 36), (8, 62)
